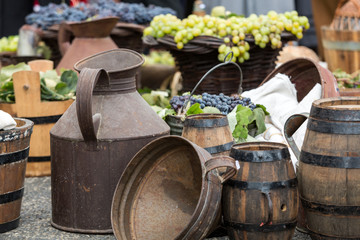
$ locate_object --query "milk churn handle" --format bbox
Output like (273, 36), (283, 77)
(283, 113), (309, 160)
(76, 68), (110, 149)
(205, 156), (237, 183)
(180, 52), (243, 114)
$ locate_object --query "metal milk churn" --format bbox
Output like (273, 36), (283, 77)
(50, 49), (170, 233)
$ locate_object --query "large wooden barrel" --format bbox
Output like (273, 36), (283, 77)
(321, 26), (360, 73)
(293, 97), (360, 239)
(182, 114), (233, 156)
(0, 118), (33, 233)
(222, 142), (298, 240)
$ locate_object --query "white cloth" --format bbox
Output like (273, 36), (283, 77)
(242, 73), (322, 167)
(0, 110), (16, 130)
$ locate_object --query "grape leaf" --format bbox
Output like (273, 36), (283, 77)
(248, 107), (266, 136)
(256, 104), (269, 115)
(203, 106), (221, 114)
(233, 105), (252, 140)
(186, 103), (203, 116)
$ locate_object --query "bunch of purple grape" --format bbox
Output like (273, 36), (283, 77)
(25, 1), (176, 30)
(170, 93), (256, 115)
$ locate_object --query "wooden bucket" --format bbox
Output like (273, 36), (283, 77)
(0, 60), (73, 176)
(0, 118), (33, 233)
(182, 114), (233, 156)
(111, 136), (236, 240)
(284, 97), (360, 239)
(165, 115), (184, 136)
(222, 142), (298, 240)
(321, 27), (360, 73)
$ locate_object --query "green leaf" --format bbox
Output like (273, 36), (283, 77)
(55, 82), (68, 95)
(186, 103), (203, 116)
(233, 105), (252, 140)
(60, 70), (78, 93)
(203, 106), (221, 114)
(138, 87), (152, 94)
(256, 104), (269, 115)
(142, 93), (155, 105)
(248, 107), (267, 136)
(1, 81), (13, 91)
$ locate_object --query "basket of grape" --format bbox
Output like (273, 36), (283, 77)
(143, 10), (309, 94)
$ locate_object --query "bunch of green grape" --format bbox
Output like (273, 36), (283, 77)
(143, 10), (309, 64)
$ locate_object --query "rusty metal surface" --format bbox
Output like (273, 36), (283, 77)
(50, 49), (169, 233)
(111, 136), (236, 240)
(56, 18), (119, 72)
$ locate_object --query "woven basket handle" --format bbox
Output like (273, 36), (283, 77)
(180, 51), (243, 113)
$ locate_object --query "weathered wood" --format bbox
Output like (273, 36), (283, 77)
(0, 68), (73, 177)
(223, 142), (298, 240)
(298, 97), (360, 239)
(321, 27), (360, 73)
(0, 118), (33, 233)
(182, 114), (233, 157)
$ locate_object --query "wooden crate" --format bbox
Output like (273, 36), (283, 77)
(0, 60), (73, 176)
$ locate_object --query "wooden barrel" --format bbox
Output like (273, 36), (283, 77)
(0, 67), (73, 177)
(182, 114), (233, 156)
(0, 118), (33, 233)
(321, 26), (360, 73)
(222, 142), (298, 240)
(296, 97), (360, 239)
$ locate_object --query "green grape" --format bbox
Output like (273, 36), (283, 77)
(177, 42), (184, 49)
(243, 52), (250, 60)
(232, 46), (240, 57)
(218, 44), (227, 53)
(232, 35), (240, 44)
(224, 37), (230, 43)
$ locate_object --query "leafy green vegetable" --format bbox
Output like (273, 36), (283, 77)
(233, 105), (252, 140)
(248, 107), (266, 136)
(203, 106), (221, 114)
(55, 70), (78, 95)
(186, 103), (203, 116)
(141, 90), (170, 108)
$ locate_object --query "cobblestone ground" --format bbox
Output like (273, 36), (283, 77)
(1, 177), (311, 240)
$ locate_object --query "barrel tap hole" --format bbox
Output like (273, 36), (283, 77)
(281, 204), (287, 212)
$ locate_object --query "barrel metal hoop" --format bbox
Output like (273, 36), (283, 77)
(225, 178), (297, 191)
(300, 151), (360, 169)
(0, 148), (29, 165)
(204, 141), (233, 154)
(308, 230), (359, 240)
(301, 197), (360, 216)
(310, 107), (360, 122)
(224, 219), (297, 232)
(26, 114), (62, 125)
(0, 217), (20, 233)
(0, 188), (24, 204)
(183, 117), (228, 128)
(323, 40), (360, 51)
(307, 118), (360, 134)
(28, 156), (51, 163)
(230, 148), (290, 162)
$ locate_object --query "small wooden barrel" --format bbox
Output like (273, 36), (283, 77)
(223, 142), (298, 240)
(182, 114), (233, 156)
(165, 115), (184, 136)
(0, 118), (33, 233)
(298, 97), (360, 239)
(321, 27), (360, 73)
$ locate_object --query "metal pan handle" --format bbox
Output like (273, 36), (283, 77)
(205, 156), (237, 183)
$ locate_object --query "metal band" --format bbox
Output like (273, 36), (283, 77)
(226, 178), (297, 191)
(204, 141), (233, 154)
(0, 188), (24, 204)
(323, 40), (360, 51)
(26, 114), (62, 125)
(309, 230), (358, 240)
(230, 148), (290, 162)
(310, 107), (360, 122)
(28, 156), (51, 163)
(0, 217), (20, 233)
(0, 148), (29, 165)
(224, 220), (297, 233)
(301, 197), (360, 216)
(184, 117), (228, 128)
(308, 118), (360, 135)
(300, 151), (360, 169)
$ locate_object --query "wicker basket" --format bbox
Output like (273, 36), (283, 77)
(144, 33), (295, 94)
(111, 22), (145, 53)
